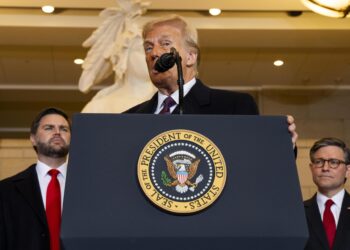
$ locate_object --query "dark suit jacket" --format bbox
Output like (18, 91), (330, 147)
(124, 79), (259, 115)
(0, 164), (50, 250)
(304, 191), (350, 250)
(124, 79), (301, 156)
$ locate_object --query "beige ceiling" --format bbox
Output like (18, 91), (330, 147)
(1, 0), (350, 137)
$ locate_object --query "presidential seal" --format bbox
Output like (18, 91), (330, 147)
(137, 129), (227, 214)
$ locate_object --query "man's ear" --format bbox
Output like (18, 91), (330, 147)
(30, 134), (36, 146)
(345, 164), (350, 178)
(185, 50), (197, 67)
(309, 163), (313, 171)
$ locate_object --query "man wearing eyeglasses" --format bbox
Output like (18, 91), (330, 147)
(304, 137), (350, 250)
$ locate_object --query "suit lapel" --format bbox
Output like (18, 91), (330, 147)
(137, 93), (158, 113)
(173, 79), (211, 114)
(305, 195), (330, 249)
(13, 165), (47, 226)
(137, 79), (211, 114)
(333, 192), (350, 250)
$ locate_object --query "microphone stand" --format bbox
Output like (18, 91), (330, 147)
(173, 49), (184, 115)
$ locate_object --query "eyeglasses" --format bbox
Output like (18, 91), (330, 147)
(311, 158), (346, 169)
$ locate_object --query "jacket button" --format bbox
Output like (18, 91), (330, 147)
(41, 232), (46, 237)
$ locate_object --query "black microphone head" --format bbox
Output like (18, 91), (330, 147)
(154, 52), (176, 72)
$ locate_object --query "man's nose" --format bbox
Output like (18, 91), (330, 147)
(150, 45), (165, 60)
(321, 161), (331, 170)
(53, 127), (61, 134)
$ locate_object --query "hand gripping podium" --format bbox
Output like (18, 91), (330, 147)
(61, 114), (308, 250)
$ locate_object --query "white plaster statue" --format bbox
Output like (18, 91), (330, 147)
(79, 0), (156, 113)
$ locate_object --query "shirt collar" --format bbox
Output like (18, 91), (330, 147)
(157, 78), (196, 110)
(317, 189), (345, 208)
(36, 160), (68, 179)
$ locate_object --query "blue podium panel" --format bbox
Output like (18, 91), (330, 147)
(61, 114), (308, 250)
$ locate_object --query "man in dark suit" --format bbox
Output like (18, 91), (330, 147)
(0, 107), (71, 250)
(304, 137), (350, 250)
(125, 15), (298, 147)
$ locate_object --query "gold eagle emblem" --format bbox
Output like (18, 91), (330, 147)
(163, 152), (203, 193)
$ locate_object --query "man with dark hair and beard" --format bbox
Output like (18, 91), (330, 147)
(0, 107), (71, 250)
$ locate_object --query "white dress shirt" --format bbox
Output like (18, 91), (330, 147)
(36, 160), (67, 211)
(317, 189), (345, 226)
(154, 78), (197, 114)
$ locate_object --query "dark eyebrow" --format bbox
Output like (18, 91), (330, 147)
(42, 124), (69, 129)
(143, 41), (153, 46)
(144, 34), (172, 44)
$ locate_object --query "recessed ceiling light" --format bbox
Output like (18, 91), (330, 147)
(42, 5), (55, 14)
(74, 58), (84, 65)
(273, 60), (284, 67)
(209, 8), (222, 16)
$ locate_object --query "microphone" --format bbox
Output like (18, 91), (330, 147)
(154, 47), (177, 72)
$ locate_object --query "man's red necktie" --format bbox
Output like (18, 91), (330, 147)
(323, 199), (336, 249)
(46, 169), (61, 250)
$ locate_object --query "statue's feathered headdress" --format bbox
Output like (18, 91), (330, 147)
(79, 0), (149, 93)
